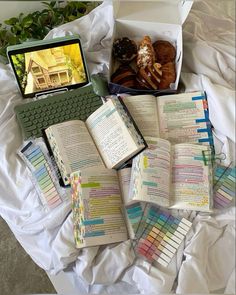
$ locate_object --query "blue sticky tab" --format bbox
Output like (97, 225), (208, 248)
(84, 231), (105, 237)
(127, 206), (142, 214)
(230, 168), (236, 177)
(209, 137), (214, 146)
(83, 219), (104, 225)
(26, 147), (41, 160)
(128, 210), (143, 219)
(196, 118), (208, 123)
(197, 128), (209, 133)
(194, 156), (205, 161)
(192, 95), (205, 101)
(198, 138), (211, 143)
(130, 216), (143, 224)
(204, 110), (209, 119)
(34, 165), (47, 177)
(221, 186), (235, 197)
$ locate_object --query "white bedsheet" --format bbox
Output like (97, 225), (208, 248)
(0, 0), (235, 294)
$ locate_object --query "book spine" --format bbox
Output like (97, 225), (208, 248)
(43, 128), (70, 187)
(115, 97), (148, 149)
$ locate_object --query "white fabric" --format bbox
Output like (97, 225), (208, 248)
(0, 0), (235, 294)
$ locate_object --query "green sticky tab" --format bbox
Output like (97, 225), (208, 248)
(142, 181), (157, 187)
(81, 182), (100, 188)
(164, 102), (195, 112)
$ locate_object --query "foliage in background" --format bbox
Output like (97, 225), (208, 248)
(0, 1), (100, 63)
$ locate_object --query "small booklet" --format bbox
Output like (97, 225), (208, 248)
(122, 91), (213, 145)
(70, 168), (129, 248)
(44, 98), (147, 186)
(128, 137), (213, 212)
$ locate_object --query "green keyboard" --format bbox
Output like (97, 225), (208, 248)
(15, 85), (103, 139)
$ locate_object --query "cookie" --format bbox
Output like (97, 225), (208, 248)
(153, 40), (176, 65)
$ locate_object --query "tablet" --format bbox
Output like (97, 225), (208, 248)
(7, 36), (89, 98)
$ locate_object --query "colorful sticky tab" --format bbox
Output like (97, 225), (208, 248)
(21, 142), (62, 209)
(126, 203), (192, 267)
(214, 166), (236, 209)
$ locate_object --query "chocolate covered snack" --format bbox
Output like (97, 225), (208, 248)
(158, 62), (176, 89)
(137, 36), (155, 68)
(111, 65), (138, 89)
(153, 40), (176, 65)
(113, 37), (137, 64)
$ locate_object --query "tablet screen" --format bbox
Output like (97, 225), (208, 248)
(8, 38), (89, 98)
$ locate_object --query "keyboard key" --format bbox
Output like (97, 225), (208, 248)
(14, 85), (103, 139)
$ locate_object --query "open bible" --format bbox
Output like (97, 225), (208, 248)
(122, 91), (213, 145)
(128, 137), (213, 212)
(44, 98), (147, 185)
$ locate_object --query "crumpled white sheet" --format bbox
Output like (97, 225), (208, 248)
(0, 0), (235, 294)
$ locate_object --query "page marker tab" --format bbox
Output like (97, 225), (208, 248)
(191, 95), (205, 101)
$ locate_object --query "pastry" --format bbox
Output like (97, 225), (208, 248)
(113, 37), (137, 64)
(153, 40), (176, 65)
(158, 62), (176, 89)
(136, 63), (162, 90)
(137, 36), (155, 68)
(111, 65), (138, 88)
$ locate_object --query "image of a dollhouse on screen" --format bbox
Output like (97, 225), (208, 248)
(12, 44), (87, 95)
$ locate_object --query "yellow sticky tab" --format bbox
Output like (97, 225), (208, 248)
(143, 156), (149, 169)
(81, 182), (100, 188)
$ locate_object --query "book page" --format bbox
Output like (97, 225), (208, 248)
(70, 168), (128, 248)
(118, 167), (132, 205)
(86, 99), (146, 169)
(122, 95), (160, 137)
(129, 137), (171, 207)
(45, 120), (104, 185)
(157, 92), (212, 145)
(170, 144), (212, 211)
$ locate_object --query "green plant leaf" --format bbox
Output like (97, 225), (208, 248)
(18, 13), (24, 23)
(7, 33), (17, 45)
(0, 1), (101, 59)
(42, 1), (57, 10)
(4, 17), (18, 26)
(22, 16), (34, 28)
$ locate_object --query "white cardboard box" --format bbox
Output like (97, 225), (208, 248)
(109, 0), (193, 95)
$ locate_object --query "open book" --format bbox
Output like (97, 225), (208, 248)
(70, 168), (129, 248)
(45, 98), (147, 185)
(70, 167), (192, 268)
(128, 137), (213, 212)
(122, 91), (213, 145)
